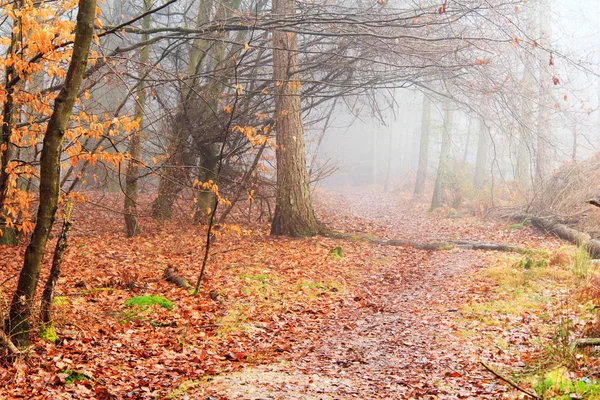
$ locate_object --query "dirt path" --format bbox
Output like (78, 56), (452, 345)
(197, 188), (555, 399)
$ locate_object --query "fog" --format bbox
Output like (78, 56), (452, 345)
(303, 0), (600, 202)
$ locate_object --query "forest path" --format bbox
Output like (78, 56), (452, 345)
(200, 188), (552, 399)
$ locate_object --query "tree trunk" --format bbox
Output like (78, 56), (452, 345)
(414, 95), (431, 196)
(383, 125), (393, 192)
(0, 4), (22, 241)
(152, 0), (212, 220)
(430, 103), (453, 210)
(535, 0), (552, 185)
(124, 0), (151, 236)
(270, 0), (320, 236)
(473, 118), (489, 189)
(192, 0), (241, 223)
(7, 0), (96, 348)
(461, 116), (472, 165)
(193, 145), (218, 223)
(571, 122), (577, 161)
(39, 202), (74, 337)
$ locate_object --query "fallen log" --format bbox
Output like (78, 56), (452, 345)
(513, 215), (600, 259)
(327, 232), (526, 253)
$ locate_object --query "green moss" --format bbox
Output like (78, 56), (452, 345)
(439, 243), (455, 251)
(124, 295), (173, 310)
(59, 370), (89, 385)
(53, 296), (69, 307)
(39, 324), (59, 343)
(329, 246), (343, 259)
(240, 273), (270, 282)
(81, 287), (112, 295)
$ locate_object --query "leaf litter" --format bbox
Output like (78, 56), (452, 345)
(0, 187), (590, 399)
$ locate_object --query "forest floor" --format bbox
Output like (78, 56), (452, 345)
(0, 187), (598, 399)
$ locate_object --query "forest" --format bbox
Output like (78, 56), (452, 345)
(0, 0), (600, 398)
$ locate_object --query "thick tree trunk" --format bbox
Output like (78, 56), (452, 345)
(193, 145), (218, 223)
(151, 126), (193, 219)
(192, 0), (241, 223)
(517, 71), (534, 185)
(270, 0), (320, 236)
(7, 0), (95, 348)
(124, 0), (151, 236)
(430, 103), (453, 210)
(473, 118), (489, 189)
(516, 6), (537, 187)
(414, 95), (431, 196)
(152, 0), (212, 220)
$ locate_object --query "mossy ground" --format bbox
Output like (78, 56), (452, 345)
(459, 246), (599, 398)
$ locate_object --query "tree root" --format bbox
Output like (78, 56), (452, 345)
(0, 330), (23, 357)
(163, 268), (191, 289)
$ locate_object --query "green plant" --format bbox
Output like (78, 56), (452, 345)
(517, 256), (548, 270)
(59, 370), (90, 385)
(124, 295), (173, 310)
(52, 296), (69, 307)
(240, 273), (270, 282)
(573, 245), (591, 279)
(531, 368), (600, 399)
(329, 246), (343, 259)
(38, 324), (59, 343)
(543, 317), (577, 369)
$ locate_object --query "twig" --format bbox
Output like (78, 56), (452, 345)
(480, 361), (539, 399)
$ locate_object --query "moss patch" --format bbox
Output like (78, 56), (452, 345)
(329, 246), (343, 259)
(124, 295), (173, 310)
(39, 324), (59, 343)
(59, 370), (90, 385)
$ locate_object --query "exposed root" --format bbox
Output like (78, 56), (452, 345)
(0, 330), (23, 357)
(163, 268), (191, 289)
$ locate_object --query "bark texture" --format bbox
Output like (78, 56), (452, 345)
(124, 0), (151, 236)
(514, 214), (600, 259)
(7, 0), (96, 348)
(430, 103), (453, 210)
(0, 3), (22, 237)
(535, 0), (552, 185)
(473, 118), (489, 189)
(414, 95), (431, 195)
(270, 0), (320, 236)
(152, 0), (212, 219)
(39, 203), (74, 329)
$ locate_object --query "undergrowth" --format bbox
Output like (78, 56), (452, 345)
(459, 246), (599, 399)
